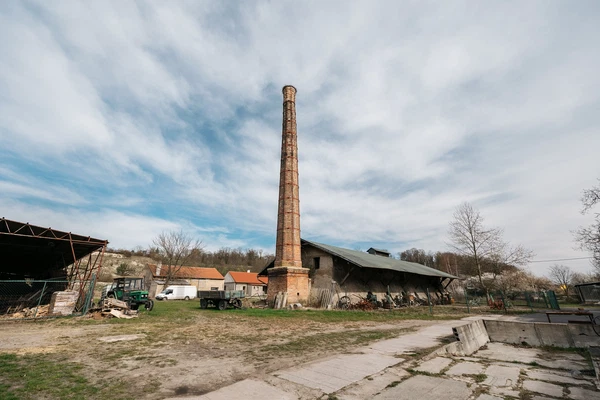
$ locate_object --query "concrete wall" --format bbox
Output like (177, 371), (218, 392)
(484, 320), (599, 348)
(194, 279), (224, 291)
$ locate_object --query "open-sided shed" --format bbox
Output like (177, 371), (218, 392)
(0, 218), (108, 313)
(261, 239), (458, 307)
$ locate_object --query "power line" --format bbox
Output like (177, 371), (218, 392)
(528, 256), (593, 263)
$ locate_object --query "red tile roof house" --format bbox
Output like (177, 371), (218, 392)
(224, 271), (268, 297)
(145, 263), (224, 298)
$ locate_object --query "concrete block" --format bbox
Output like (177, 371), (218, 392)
(523, 380), (565, 398)
(483, 320), (541, 346)
(444, 320), (490, 356)
(414, 357), (452, 374)
(372, 375), (471, 400)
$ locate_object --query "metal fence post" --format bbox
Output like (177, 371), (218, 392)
(33, 281), (47, 319)
(426, 288), (433, 315)
(464, 288), (470, 314)
(525, 291), (533, 311)
(542, 291), (549, 309)
(81, 274), (96, 315)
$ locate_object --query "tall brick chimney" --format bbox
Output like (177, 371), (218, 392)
(267, 85), (309, 306)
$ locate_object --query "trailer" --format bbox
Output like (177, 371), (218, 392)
(198, 290), (244, 310)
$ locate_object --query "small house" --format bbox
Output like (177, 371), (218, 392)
(146, 264), (224, 297)
(224, 271), (268, 297)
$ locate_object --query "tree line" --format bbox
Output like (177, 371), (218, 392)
(108, 233), (274, 287)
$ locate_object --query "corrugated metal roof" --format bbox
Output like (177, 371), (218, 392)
(303, 239), (458, 279)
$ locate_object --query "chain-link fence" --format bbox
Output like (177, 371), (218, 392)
(450, 289), (560, 312)
(0, 276), (96, 320)
(575, 282), (600, 304)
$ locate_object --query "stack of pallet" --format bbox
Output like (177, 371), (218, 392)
(93, 298), (138, 319)
(48, 291), (79, 316)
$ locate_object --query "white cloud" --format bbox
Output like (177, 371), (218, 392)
(1, 1), (599, 275)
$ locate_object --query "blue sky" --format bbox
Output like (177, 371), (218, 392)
(1, 1), (599, 275)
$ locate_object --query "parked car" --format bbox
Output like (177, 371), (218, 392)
(155, 285), (197, 300)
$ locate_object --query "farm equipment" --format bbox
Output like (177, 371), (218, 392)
(198, 290), (244, 310)
(101, 277), (154, 311)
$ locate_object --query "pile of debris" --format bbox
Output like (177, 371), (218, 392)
(88, 298), (138, 319)
(0, 304), (50, 319)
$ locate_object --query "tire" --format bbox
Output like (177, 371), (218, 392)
(338, 296), (351, 310)
(200, 299), (208, 309)
(218, 299), (227, 311)
(184, 296), (190, 300)
(145, 300), (154, 311)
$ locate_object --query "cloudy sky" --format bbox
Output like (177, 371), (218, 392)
(1, 1), (598, 275)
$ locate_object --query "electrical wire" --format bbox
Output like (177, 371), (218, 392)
(528, 256), (593, 263)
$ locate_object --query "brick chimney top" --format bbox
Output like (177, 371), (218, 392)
(282, 85), (297, 102)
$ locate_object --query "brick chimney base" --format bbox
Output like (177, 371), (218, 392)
(267, 266), (310, 306)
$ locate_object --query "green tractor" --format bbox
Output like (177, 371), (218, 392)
(102, 277), (154, 311)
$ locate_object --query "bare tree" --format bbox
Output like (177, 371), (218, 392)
(548, 264), (573, 298)
(488, 241), (535, 279)
(447, 202), (503, 296)
(152, 230), (204, 287)
(575, 179), (600, 274)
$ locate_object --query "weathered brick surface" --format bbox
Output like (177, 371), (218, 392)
(267, 266), (310, 305)
(268, 85), (309, 305)
(274, 85), (302, 268)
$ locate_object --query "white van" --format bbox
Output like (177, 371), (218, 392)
(155, 285), (197, 300)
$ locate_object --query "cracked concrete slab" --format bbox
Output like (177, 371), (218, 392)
(97, 334), (146, 342)
(414, 357), (452, 374)
(163, 379), (294, 400)
(489, 386), (521, 398)
(568, 386), (600, 400)
(475, 395), (502, 400)
(336, 367), (410, 400)
(276, 353), (401, 393)
(372, 375), (471, 400)
(527, 370), (592, 386)
(482, 365), (520, 387)
(523, 380), (565, 398)
(445, 361), (485, 376)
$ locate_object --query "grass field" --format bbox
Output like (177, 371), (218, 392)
(0, 301), (537, 399)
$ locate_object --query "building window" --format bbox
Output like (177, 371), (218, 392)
(211, 287), (218, 290)
(313, 257), (320, 270)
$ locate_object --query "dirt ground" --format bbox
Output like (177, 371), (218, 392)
(0, 303), (445, 399)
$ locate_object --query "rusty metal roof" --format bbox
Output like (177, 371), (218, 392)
(0, 217), (107, 279)
(303, 240), (458, 279)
